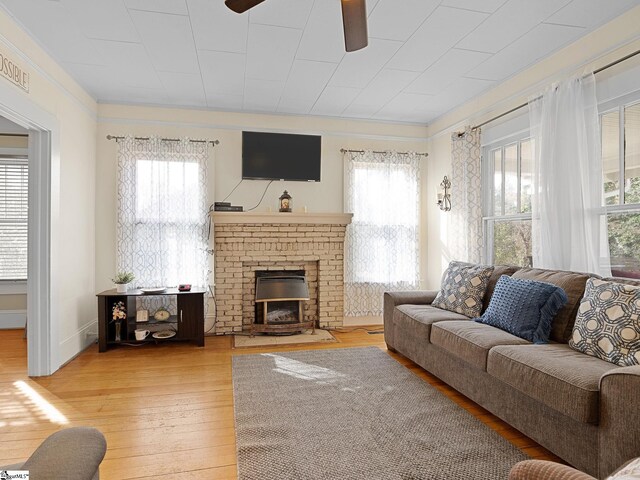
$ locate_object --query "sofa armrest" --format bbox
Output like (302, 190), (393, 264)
(384, 290), (438, 309)
(383, 290), (438, 350)
(509, 460), (595, 480)
(22, 427), (107, 480)
(599, 365), (640, 478)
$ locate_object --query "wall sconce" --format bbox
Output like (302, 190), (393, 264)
(437, 176), (451, 212)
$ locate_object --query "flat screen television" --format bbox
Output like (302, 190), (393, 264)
(242, 131), (321, 182)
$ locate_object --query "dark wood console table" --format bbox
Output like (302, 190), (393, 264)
(96, 288), (205, 352)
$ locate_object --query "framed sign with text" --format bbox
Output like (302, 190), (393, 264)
(0, 45), (29, 93)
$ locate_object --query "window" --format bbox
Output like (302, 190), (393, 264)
(483, 136), (533, 267)
(343, 151), (420, 316)
(601, 100), (640, 278)
(116, 138), (208, 287)
(0, 157), (28, 281)
(349, 162), (419, 284)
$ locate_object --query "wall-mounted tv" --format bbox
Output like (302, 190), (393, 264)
(242, 131), (321, 182)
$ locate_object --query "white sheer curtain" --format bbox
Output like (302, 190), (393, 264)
(529, 74), (610, 276)
(116, 136), (209, 288)
(343, 150), (420, 317)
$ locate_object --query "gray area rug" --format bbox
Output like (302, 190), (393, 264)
(232, 347), (527, 480)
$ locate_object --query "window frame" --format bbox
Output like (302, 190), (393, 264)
(0, 150), (28, 291)
(117, 141), (209, 289)
(599, 97), (640, 216)
(482, 131), (533, 265)
(345, 155), (420, 287)
(481, 89), (640, 272)
(599, 94), (640, 278)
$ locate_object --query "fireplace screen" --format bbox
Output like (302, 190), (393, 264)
(254, 271), (310, 331)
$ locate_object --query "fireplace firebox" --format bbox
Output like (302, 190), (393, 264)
(253, 270), (314, 336)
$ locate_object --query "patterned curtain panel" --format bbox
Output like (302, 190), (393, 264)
(449, 126), (483, 263)
(343, 150), (421, 317)
(116, 136), (209, 291)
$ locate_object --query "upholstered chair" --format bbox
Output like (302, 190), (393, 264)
(510, 459), (640, 480)
(0, 427), (107, 480)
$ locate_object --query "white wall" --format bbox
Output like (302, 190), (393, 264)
(95, 105), (430, 299)
(0, 8), (98, 366)
(423, 6), (640, 290)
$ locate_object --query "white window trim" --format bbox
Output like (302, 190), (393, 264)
(598, 92), (640, 279)
(0, 280), (27, 294)
(599, 96), (640, 213)
(482, 131), (532, 264)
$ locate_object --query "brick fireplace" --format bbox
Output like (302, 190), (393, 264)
(211, 212), (353, 334)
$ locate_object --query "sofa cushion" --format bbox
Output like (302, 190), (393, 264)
(569, 278), (640, 367)
(487, 344), (619, 424)
(511, 268), (593, 343)
(431, 321), (529, 370)
(476, 275), (568, 344)
(432, 261), (494, 318)
(393, 304), (470, 344)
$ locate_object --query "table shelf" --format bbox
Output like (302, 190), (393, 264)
(96, 289), (205, 352)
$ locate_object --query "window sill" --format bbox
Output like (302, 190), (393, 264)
(0, 282), (27, 295)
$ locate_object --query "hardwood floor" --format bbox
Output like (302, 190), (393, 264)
(0, 328), (561, 478)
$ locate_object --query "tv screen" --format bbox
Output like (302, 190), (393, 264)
(242, 131), (321, 182)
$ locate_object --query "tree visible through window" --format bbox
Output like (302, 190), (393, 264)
(484, 137), (533, 267)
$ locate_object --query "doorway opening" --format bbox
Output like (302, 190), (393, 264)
(0, 82), (56, 377)
(0, 115), (29, 374)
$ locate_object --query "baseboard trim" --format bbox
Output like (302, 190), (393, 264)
(0, 309), (27, 329)
(59, 319), (98, 367)
(343, 315), (383, 327)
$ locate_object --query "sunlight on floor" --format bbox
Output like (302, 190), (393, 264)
(263, 353), (346, 383)
(0, 380), (69, 427)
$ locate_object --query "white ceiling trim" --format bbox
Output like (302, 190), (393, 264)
(0, 17), (98, 120)
(96, 113), (429, 142)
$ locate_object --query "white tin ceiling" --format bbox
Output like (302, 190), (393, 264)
(1, 0), (638, 124)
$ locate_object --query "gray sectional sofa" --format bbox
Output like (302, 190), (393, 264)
(383, 266), (640, 479)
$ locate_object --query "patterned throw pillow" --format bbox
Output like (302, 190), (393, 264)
(607, 457), (640, 479)
(569, 278), (640, 367)
(432, 261), (494, 318)
(475, 275), (568, 343)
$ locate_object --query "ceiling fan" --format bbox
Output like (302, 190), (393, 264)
(224, 0), (368, 52)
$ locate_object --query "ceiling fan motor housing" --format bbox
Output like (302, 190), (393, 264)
(225, 0), (369, 52)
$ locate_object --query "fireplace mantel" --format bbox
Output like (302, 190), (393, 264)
(210, 211), (353, 225)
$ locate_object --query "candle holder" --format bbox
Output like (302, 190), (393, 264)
(279, 190), (292, 212)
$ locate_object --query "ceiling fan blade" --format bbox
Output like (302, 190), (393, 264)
(341, 0), (368, 52)
(224, 0), (266, 14)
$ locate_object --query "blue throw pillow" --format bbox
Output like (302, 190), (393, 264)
(475, 275), (568, 344)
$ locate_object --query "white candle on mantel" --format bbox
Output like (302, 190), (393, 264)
(303, 206), (308, 213)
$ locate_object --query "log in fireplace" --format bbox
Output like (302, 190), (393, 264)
(253, 270), (314, 336)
